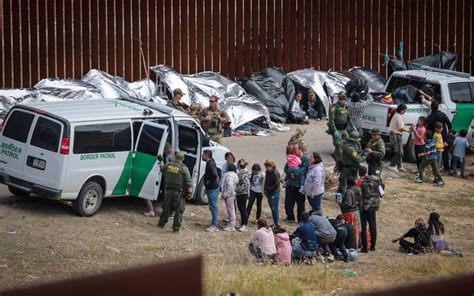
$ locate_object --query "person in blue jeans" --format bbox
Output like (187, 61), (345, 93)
(451, 129), (471, 179)
(202, 150), (221, 232)
(304, 152), (325, 214)
(291, 212), (318, 259)
(263, 159), (281, 227)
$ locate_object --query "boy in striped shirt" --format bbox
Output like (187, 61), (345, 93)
(415, 130), (445, 186)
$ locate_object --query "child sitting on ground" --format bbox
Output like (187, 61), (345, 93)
(285, 145), (305, 193)
(415, 130), (445, 186)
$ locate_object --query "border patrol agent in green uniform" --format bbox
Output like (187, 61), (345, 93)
(167, 88), (189, 113)
(199, 95), (230, 144)
(328, 91), (352, 163)
(157, 151), (192, 232)
(364, 128), (386, 176)
(336, 131), (366, 201)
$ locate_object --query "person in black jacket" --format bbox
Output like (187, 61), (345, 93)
(392, 218), (433, 254)
(328, 216), (350, 262)
(426, 100), (452, 172)
(263, 159), (281, 227)
(202, 150), (221, 232)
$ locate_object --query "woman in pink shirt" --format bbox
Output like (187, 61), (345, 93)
(248, 218), (277, 263)
(414, 116), (427, 171)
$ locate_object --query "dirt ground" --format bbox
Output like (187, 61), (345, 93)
(0, 121), (473, 295)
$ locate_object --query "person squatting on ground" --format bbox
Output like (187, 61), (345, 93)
(387, 103), (411, 173)
(284, 143), (309, 223)
(202, 150), (221, 232)
(451, 129), (470, 178)
(413, 116), (427, 172)
(274, 226), (292, 265)
(221, 163), (239, 232)
(309, 211), (337, 259)
(304, 152), (325, 214)
(199, 95), (230, 144)
(157, 152), (192, 233)
(360, 172), (384, 252)
(247, 163), (265, 223)
(291, 212), (318, 260)
(328, 216), (350, 262)
(364, 128), (385, 176)
(415, 130), (445, 186)
(339, 176), (362, 248)
(327, 91), (352, 163)
(263, 160), (281, 227)
(235, 159), (251, 232)
(392, 218), (433, 255)
(248, 218), (277, 263)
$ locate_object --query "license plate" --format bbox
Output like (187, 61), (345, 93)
(32, 158), (46, 170)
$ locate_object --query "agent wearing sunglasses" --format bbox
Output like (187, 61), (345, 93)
(199, 96), (230, 144)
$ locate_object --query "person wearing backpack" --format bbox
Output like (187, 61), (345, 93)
(360, 174), (385, 252)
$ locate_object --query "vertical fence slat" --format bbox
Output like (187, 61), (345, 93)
(333, 0), (341, 70)
(243, 0), (252, 75)
(455, 0), (463, 71)
(304, 0), (312, 68)
(348, 0), (356, 68)
(327, 0), (334, 70)
(371, 0), (379, 72)
(173, 0), (181, 71)
(21, 0), (30, 85)
(123, 0), (132, 80)
(89, 0), (99, 71)
(220, 0), (228, 76)
(108, 0), (117, 75)
(235, 0), (244, 76)
(355, 0), (364, 66)
(29, 0), (38, 84)
(274, 0), (282, 67)
(156, 0), (164, 66)
(164, 0), (172, 67)
(11, 0), (21, 85)
(259, 0), (267, 70)
(148, 0), (156, 71)
(409, 0), (417, 60)
(115, 0), (124, 76)
(131, 0), (140, 79)
(471, 0), (473, 75)
(73, 0), (82, 77)
(196, 0), (204, 72)
(296, 0), (304, 69)
(394, 0), (402, 59)
(266, 0), (275, 67)
(319, 0), (327, 70)
(81, 0), (90, 75)
(204, 0), (212, 70)
(448, 0), (456, 53)
(38, 0), (47, 79)
(282, 0), (290, 71)
(181, 0), (189, 74)
(402, 0), (410, 61)
(45, 0), (55, 78)
(55, 0), (64, 78)
(3, 0), (12, 86)
(141, 0), (149, 75)
(227, 0), (235, 77)
(432, 0), (440, 53)
(341, 0), (349, 70)
(417, 0), (425, 58)
(251, 0), (259, 72)
(311, 0), (319, 68)
(189, 0), (196, 74)
(212, 0), (220, 73)
(464, 0), (471, 73)
(0, 0), (3, 86)
(440, 0), (448, 51)
(379, 0), (387, 77)
(289, 0), (297, 71)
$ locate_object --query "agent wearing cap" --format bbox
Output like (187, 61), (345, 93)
(364, 128), (386, 175)
(199, 95), (230, 144)
(327, 90), (352, 163)
(157, 151), (192, 233)
(167, 88), (189, 112)
(337, 131), (366, 197)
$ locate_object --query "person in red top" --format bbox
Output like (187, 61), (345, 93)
(413, 116), (427, 172)
(355, 166), (367, 187)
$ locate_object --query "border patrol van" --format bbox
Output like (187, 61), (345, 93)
(0, 98), (228, 216)
(360, 67), (474, 162)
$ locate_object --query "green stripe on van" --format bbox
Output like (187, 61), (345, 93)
(452, 104), (474, 133)
(129, 151), (157, 196)
(111, 151), (133, 195)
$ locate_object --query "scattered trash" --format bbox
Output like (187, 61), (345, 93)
(7, 230), (16, 235)
(26, 275), (39, 280)
(344, 269), (358, 277)
(115, 222), (119, 226)
(105, 246), (121, 254)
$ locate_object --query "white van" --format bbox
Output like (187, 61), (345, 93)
(0, 98), (228, 216)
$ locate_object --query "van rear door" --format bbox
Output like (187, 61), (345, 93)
(0, 109), (36, 180)
(22, 116), (65, 190)
(129, 122), (169, 200)
(176, 121), (202, 191)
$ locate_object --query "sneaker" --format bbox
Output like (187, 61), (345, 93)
(398, 166), (407, 172)
(144, 211), (156, 217)
(223, 225), (236, 232)
(435, 180), (445, 186)
(206, 225), (219, 232)
(238, 225), (248, 232)
(415, 178), (424, 184)
(387, 166), (399, 172)
(326, 254), (335, 262)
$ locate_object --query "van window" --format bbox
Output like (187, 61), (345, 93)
(30, 117), (62, 152)
(2, 110), (35, 143)
(136, 124), (164, 156)
(449, 82), (473, 103)
(74, 123), (132, 154)
(386, 77), (442, 103)
(178, 125), (198, 154)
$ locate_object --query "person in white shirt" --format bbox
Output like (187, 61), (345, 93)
(387, 103), (413, 172)
(289, 92), (309, 124)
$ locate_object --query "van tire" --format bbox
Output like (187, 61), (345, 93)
(73, 181), (103, 217)
(403, 136), (417, 163)
(195, 178), (208, 205)
(8, 186), (30, 197)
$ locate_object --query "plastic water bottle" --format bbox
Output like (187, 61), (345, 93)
(344, 269), (358, 277)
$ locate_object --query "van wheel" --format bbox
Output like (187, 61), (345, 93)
(194, 178), (208, 205)
(403, 136), (416, 163)
(8, 186), (30, 197)
(73, 181), (103, 217)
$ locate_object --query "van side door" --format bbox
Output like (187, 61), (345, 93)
(129, 122), (169, 200)
(21, 116), (65, 190)
(176, 121), (202, 192)
(0, 109), (36, 180)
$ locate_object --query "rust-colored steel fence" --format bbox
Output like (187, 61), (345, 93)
(0, 0), (473, 88)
